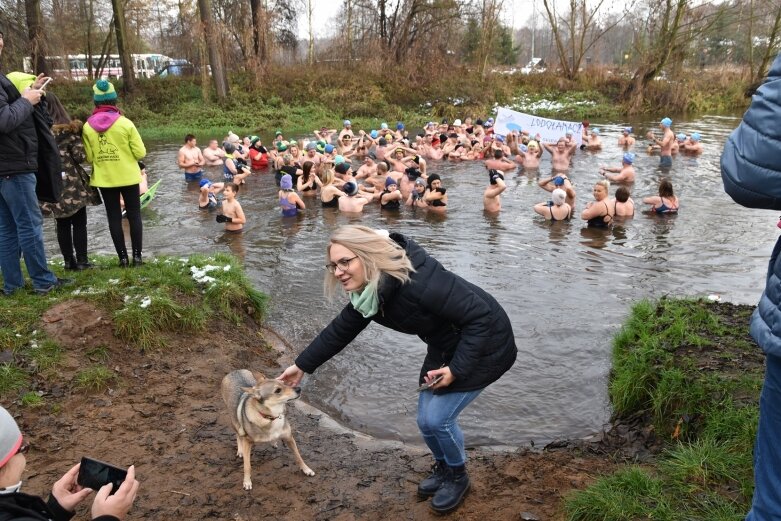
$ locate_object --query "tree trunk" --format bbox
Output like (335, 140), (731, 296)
(197, 0), (229, 100)
(250, 0), (261, 56)
(110, 0), (135, 94)
(307, 0), (314, 65)
(25, 0), (48, 74)
(753, 3), (781, 84)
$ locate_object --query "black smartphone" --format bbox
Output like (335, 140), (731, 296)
(77, 457), (127, 494)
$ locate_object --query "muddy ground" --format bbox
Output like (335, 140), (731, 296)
(11, 298), (725, 521)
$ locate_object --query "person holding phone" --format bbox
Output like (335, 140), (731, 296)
(277, 225), (517, 515)
(0, 30), (68, 295)
(0, 405), (140, 520)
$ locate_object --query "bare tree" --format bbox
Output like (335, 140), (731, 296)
(110, 0), (135, 93)
(751, 0), (781, 85)
(307, 0), (313, 65)
(25, 0), (48, 74)
(197, 0), (229, 99)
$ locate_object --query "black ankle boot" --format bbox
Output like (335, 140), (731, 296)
(132, 254), (143, 266)
(119, 255), (129, 268)
(63, 257), (78, 271)
(430, 466), (470, 514)
(75, 255), (93, 270)
(417, 461), (447, 498)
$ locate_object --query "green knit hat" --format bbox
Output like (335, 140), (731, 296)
(93, 79), (117, 102)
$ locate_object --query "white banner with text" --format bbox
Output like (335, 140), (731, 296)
(494, 107), (583, 145)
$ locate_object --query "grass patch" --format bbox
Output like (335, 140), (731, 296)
(74, 365), (116, 392)
(0, 253), (268, 403)
(20, 392), (44, 408)
(567, 298), (761, 521)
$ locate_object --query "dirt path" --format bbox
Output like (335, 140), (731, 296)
(13, 300), (618, 520)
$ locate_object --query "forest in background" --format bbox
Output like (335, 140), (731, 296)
(1, 0), (779, 125)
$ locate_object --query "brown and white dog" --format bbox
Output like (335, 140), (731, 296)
(221, 369), (315, 490)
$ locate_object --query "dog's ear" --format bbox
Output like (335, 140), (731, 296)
(251, 371), (267, 382)
(242, 385), (265, 403)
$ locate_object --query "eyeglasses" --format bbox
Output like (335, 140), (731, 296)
(325, 256), (358, 274)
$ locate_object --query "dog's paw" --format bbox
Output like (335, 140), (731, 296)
(301, 466), (315, 477)
(243, 479), (253, 490)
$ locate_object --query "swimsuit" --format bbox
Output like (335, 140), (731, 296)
(550, 205), (570, 222)
(659, 155), (673, 168)
(280, 194), (299, 217)
(301, 176), (318, 192)
(381, 190), (401, 210)
(185, 170), (203, 182)
(322, 194), (340, 208)
(587, 201), (612, 228)
(654, 197), (678, 214)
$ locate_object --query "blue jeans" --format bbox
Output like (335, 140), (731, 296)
(0, 174), (57, 293)
(417, 388), (483, 467)
(746, 353), (781, 521)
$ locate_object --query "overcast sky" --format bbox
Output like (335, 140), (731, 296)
(297, 0), (538, 40)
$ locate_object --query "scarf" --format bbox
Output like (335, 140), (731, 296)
(349, 281), (379, 318)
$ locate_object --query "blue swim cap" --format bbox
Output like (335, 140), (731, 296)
(396, 122), (404, 130)
(305, 142), (316, 151)
(661, 117), (673, 127)
(199, 179), (211, 188)
(343, 120), (351, 126)
(519, 144), (528, 153)
(280, 174), (293, 190)
(381, 123), (388, 130)
(623, 152), (635, 164)
(334, 155), (345, 165)
(370, 130), (378, 139)
(676, 133), (686, 141)
(591, 128), (600, 135)
(553, 176), (565, 186)
(495, 135), (505, 142)
(623, 127), (632, 134)
(691, 132), (701, 142)
(324, 144), (335, 154)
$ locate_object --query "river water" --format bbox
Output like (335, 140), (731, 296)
(44, 115), (772, 447)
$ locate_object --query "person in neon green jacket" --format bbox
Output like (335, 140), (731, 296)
(82, 79), (146, 267)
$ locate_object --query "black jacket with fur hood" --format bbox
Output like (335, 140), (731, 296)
(295, 232), (517, 393)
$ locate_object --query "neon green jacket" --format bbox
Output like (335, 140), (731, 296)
(83, 110), (146, 188)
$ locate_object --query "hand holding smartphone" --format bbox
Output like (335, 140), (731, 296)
(39, 77), (52, 90)
(77, 457), (128, 494)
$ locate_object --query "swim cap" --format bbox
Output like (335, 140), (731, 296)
(676, 133), (686, 141)
(385, 176), (397, 188)
(519, 144), (528, 153)
(494, 135), (504, 143)
(223, 142), (236, 154)
(275, 130), (283, 136)
(623, 152), (635, 164)
(280, 174), (293, 190)
(370, 130), (379, 139)
(334, 155), (345, 165)
(488, 169), (504, 185)
(381, 123), (388, 130)
(591, 128), (600, 135)
(453, 119), (462, 127)
(305, 142), (316, 151)
(396, 122), (404, 130)
(324, 144), (335, 153)
(426, 121), (436, 128)
(276, 143), (288, 152)
(623, 127), (632, 134)
(483, 136), (492, 143)
(553, 176), (565, 186)
(484, 121), (493, 128)
(335, 163), (350, 175)
(691, 132), (701, 142)
(343, 181), (358, 196)
(487, 117), (494, 123)
(199, 179), (212, 188)
(566, 130), (573, 137)
(528, 140), (538, 148)
(552, 188), (566, 206)
(344, 119), (351, 126)
(661, 117), (673, 127)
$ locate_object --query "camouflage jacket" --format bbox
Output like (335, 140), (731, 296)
(40, 121), (102, 219)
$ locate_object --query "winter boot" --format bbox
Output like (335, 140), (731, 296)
(430, 465), (470, 514)
(417, 460), (447, 498)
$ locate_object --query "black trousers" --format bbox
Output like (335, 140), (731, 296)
(99, 184), (142, 258)
(55, 206), (88, 260)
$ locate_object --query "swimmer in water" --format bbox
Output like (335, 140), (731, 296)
(533, 188), (571, 221)
(600, 153), (636, 184)
(483, 170), (507, 214)
(646, 117), (675, 167)
(643, 178), (679, 214)
(581, 179), (614, 228)
(618, 127), (636, 147)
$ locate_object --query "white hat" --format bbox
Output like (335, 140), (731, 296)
(453, 119), (462, 126)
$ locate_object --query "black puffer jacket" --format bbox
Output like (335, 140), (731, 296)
(0, 491), (117, 521)
(295, 233), (517, 393)
(0, 73), (38, 176)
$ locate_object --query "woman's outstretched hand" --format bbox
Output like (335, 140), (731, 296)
(425, 366), (454, 390)
(277, 364), (304, 386)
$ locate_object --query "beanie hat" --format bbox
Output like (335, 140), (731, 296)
(324, 144), (335, 154)
(415, 177), (426, 186)
(280, 174), (293, 190)
(0, 406), (23, 468)
(334, 155), (345, 166)
(427, 173), (441, 188)
(275, 130), (283, 137)
(250, 135), (261, 146)
(227, 132), (240, 144)
(385, 176), (397, 188)
(93, 79), (117, 102)
(661, 117), (673, 127)
(335, 163), (350, 175)
(343, 181), (358, 196)
(623, 152), (635, 164)
(316, 141), (326, 153)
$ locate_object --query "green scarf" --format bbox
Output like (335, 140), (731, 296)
(350, 281), (379, 318)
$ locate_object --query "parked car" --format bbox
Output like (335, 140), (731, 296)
(156, 59), (197, 78)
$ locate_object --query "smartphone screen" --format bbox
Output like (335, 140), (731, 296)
(77, 457), (127, 494)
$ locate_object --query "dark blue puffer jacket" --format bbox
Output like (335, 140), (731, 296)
(721, 53), (781, 357)
(295, 233), (517, 393)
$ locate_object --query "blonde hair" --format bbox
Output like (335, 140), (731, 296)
(325, 225), (414, 299)
(595, 179), (610, 192)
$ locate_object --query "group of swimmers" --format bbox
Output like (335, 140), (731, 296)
(173, 115), (699, 231)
